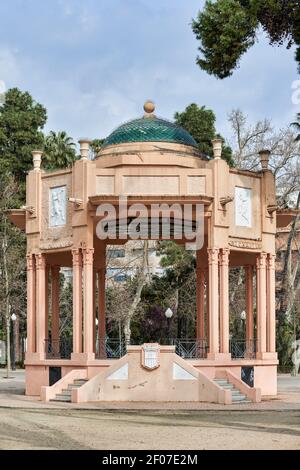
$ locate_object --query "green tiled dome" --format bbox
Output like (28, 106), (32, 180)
(102, 115), (198, 149)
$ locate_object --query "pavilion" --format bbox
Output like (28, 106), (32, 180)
(8, 101), (292, 404)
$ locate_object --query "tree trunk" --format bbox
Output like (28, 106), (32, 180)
(2, 233), (11, 378)
(279, 191), (300, 320)
(123, 240), (149, 345)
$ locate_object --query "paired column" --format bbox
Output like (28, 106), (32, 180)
(35, 254), (46, 357)
(83, 248), (95, 358)
(98, 267), (106, 342)
(26, 254), (36, 354)
(207, 248), (219, 357)
(72, 249), (83, 355)
(267, 254), (276, 353)
(205, 269), (209, 346)
(196, 251), (205, 340)
(45, 266), (49, 342)
(219, 249), (230, 354)
(245, 265), (254, 344)
(256, 253), (267, 356)
(51, 266), (60, 353)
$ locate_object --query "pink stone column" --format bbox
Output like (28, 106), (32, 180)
(45, 266), (49, 341)
(245, 265), (254, 344)
(267, 254), (276, 353)
(205, 269), (209, 347)
(98, 267), (106, 356)
(83, 248), (95, 357)
(196, 250), (205, 340)
(256, 253), (267, 356)
(51, 266), (60, 353)
(93, 268), (97, 353)
(35, 254), (46, 357)
(26, 254), (36, 354)
(196, 268), (205, 340)
(207, 248), (219, 356)
(219, 249), (230, 354)
(72, 249), (83, 355)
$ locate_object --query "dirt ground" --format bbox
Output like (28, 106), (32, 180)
(0, 371), (299, 450)
(0, 408), (299, 450)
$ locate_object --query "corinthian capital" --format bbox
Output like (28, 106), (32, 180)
(256, 252), (267, 269)
(207, 248), (219, 265)
(219, 248), (230, 266)
(83, 248), (94, 265)
(26, 253), (34, 270)
(267, 254), (276, 269)
(35, 253), (46, 270)
(72, 248), (82, 267)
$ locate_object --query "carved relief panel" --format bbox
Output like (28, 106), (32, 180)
(41, 172), (73, 249)
(235, 186), (252, 228)
(49, 186), (67, 227)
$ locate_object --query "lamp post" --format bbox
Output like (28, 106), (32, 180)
(95, 317), (99, 356)
(11, 313), (17, 371)
(240, 310), (246, 357)
(240, 309), (246, 335)
(165, 308), (173, 343)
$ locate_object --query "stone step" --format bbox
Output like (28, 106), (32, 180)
(50, 395), (71, 402)
(56, 391), (72, 398)
(66, 384), (83, 390)
(232, 393), (246, 401)
(231, 389), (243, 395)
(231, 399), (251, 404)
(73, 379), (88, 385)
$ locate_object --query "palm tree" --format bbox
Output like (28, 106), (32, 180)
(43, 131), (77, 169)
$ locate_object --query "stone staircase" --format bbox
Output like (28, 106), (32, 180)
(213, 378), (251, 404)
(50, 379), (88, 403)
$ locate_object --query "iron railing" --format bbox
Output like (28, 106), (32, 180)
(173, 338), (208, 359)
(45, 338), (72, 359)
(95, 338), (127, 359)
(44, 338), (256, 361)
(230, 339), (256, 359)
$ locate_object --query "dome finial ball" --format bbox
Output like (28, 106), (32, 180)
(144, 100), (155, 114)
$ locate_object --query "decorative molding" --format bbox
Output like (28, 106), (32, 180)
(220, 196), (234, 208)
(35, 253), (46, 270)
(207, 248), (219, 265)
(26, 254), (34, 270)
(40, 239), (73, 250)
(219, 248), (230, 265)
(229, 239), (262, 250)
(21, 205), (35, 216)
(72, 248), (82, 266)
(82, 248), (94, 265)
(267, 254), (276, 269)
(267, 204), (277, 215)
(256, 253), (267, 269)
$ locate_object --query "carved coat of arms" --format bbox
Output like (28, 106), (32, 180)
(141, 343), (160, 370)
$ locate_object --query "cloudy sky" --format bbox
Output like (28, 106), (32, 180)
(0, 0), (299, 143)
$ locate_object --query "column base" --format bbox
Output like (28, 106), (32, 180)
(207, 352), (231, 361)
(25, 352), (46, 362)
(71, 352), (95, 363)
(256, 352), (278, 361)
